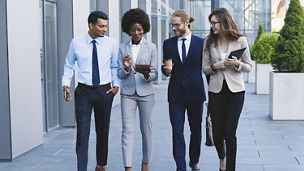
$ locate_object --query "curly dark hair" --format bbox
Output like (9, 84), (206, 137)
(121, 8), (150, 35)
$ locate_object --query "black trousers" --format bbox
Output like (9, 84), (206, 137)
(208, 81), (244, 171)
(74, 83), (114, 171)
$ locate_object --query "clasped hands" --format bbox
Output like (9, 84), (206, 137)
(212, 56), (240, 70)
(123, 54), (150, 79)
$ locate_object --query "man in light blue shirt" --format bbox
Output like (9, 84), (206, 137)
(61, 11), (119, 171)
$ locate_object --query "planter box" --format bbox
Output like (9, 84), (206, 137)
(256, 64), (272, 94)
(247, 60), (256, 83)
(270, 72), (304, 120)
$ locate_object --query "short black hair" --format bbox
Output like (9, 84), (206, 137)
(121, 8), (150, 35)
(88, 11), (109, 25)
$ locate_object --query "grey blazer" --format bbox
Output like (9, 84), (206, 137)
(117, 38), (158, 96)
(202, 36), (252, 93)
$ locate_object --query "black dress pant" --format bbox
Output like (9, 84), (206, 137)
(169, 88), (203, 171)
(208, 80), (244, 171)
(74, 83), (114, 171)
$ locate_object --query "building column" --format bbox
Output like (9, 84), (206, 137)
(57, 0), (75, 127)
(5, 0), (43, 159)
(0, 0), (12, 161)
(120, 0), (138, 43)
(138, 0), (152, 42)
(211, 0), (219, 11)
(151, 0), (162, 84)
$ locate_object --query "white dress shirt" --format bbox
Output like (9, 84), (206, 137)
(62, 33), (120, 87)
(130, 38), (143, 63)
(177, 33), (192, 62)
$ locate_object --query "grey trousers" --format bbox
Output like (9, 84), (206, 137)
(121, 93), (155, 167)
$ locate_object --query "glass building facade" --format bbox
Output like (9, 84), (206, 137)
(186, 0), (272, 45)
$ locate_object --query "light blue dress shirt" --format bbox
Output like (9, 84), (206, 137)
(62, 33), (120, 87)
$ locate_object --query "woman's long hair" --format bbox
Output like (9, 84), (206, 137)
(205, 8), (243, 51)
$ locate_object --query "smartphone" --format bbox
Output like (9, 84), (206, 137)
(64, 91), (71, 99)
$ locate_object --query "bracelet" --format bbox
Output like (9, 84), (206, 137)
(211, 64), (217, 72)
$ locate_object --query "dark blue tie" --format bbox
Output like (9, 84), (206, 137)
(182, 38), (186, 63)
(92, 40), (100, 86)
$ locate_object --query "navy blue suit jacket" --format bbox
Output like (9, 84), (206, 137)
(162, 35), (206, 103)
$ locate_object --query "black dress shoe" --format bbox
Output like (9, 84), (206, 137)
(219, 169), (226, 171)
(189, 163), (200, 170)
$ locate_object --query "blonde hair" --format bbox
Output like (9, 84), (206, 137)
(172, 10), (195, 28)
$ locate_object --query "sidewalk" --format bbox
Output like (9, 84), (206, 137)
(1, 80), (304, 171)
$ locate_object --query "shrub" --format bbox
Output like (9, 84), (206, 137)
(250, 33), (279, 64)
(271, 0), (304, 72)
(250, 25), (264, 60)
(256, 25), (264, 41)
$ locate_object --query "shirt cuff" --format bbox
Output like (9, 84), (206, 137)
(112, 80), (120, 88)
(62, 80), (71, 88)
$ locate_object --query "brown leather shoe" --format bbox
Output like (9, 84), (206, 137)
(96, 165), (106, 171)
(141, 163), (149, 171)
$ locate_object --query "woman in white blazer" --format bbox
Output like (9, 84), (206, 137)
(202, 8), (252, 171)
(117, 8), (158, 171)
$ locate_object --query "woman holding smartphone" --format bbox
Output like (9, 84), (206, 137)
(202, 8), (252, 171)
(117, 8), (158, 171)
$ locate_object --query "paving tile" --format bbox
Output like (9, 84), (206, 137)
(0, 80), (303, 171)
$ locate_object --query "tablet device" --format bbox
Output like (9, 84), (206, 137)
(135, 64), (150, 72)
(228, 47), (246, 59)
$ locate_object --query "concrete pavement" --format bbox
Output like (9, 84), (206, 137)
(1, 80), (304, 171)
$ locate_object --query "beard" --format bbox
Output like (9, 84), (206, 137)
(174, 26), (187, 37)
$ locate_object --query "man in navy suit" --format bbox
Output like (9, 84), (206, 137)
(162, 10), (206, 171)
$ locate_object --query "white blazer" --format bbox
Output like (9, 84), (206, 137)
(202, 36), (252, 93)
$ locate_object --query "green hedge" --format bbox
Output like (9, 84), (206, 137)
(271, 0), (304, 72)
(250, 33), (279, 64)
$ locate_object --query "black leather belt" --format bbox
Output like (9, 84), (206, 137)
(78, 82), (111, 89)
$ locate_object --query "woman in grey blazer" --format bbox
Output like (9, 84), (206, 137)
(117, 8), (158, 171)
(202, 8), (252, 171)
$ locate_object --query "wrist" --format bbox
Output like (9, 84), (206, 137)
(124, 66), (130, 72)
(234, 61), (240, 68)
(211, 64), (217, 72)
(63, 86), (69, 91)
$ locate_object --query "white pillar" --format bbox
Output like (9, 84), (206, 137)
(109, 0), (120, 43)
(6, 0), (43, 159)
(155, 0), (162, 84)
(73, 0), (90, 37)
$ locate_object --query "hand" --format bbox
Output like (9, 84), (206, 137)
(224, 56), (240, 67)
(162, 63), (173, 75)
(141, 69), (151, 79)
(137, 67), (150, 79)
(106, 86), (119, 96)
(213, 61), (226, 70)
(123, 54), (132, 72)
(63, 86), (72, 102)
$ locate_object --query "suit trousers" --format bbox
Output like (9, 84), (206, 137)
(121, 93), (155, 167)
(208, 80), (244, 171)
(169, 88), (203, 171)
(75, 83), (114, 171)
